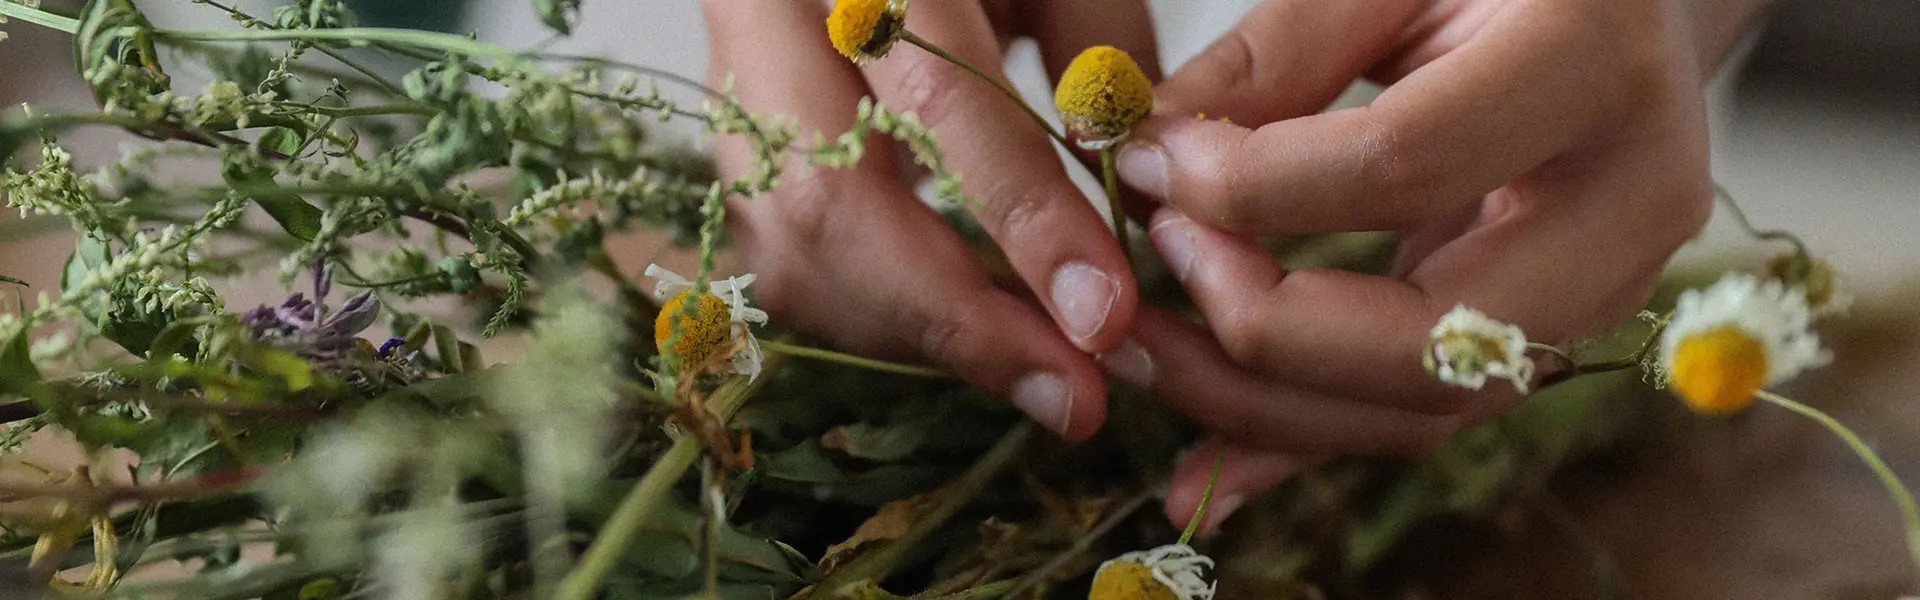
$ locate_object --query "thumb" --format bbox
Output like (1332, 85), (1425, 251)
(1155, 0), (1424, 125)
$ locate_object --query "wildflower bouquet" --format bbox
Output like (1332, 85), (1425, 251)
(0, 0), (1909, 599)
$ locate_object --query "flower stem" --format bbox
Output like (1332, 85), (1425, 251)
(1177, 448), (1227, 546)
(1099, 146), (1136, 269)
(899, 31), (1070, 149)
(759, 339), (956, 380)
(553, 364), (778, 600)
(0, 2), (79, 34)
(1755, 389), (1920, 574)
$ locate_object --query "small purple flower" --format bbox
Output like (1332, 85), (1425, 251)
(377, 337), (407, 359)
(242, 267), (380, 362)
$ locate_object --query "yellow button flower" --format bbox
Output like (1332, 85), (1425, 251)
(827, 0), (907, 64)
(1055, 46), (1154, 148)
(646, 264), (769, 380)
(1660, 274), (1829, 416)
(1088, 544), (1214, 600)
(655, 289), (733, 372)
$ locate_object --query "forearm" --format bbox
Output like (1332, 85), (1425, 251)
(1686, 0), (1774, 78)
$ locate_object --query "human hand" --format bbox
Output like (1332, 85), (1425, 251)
(699, 0), (1158, 438)
(1104, 0), (1765, 528)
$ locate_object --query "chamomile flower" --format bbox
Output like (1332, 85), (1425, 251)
(646, 264), (769, 381)
(1055, 46), (1154, 149)
(1423, 305), (1536, 394)
(1660, 274), (1830, 415)
(1089, 544), (1215, 600)
(827, 0), (907, 64)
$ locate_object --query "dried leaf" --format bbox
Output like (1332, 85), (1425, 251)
(819, 492), (936, 572)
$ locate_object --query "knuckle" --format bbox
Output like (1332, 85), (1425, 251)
(1193, 31), (1259, 97)
(978, 177), (1053, 241)
(1361, 115), (1434, 217)
(916, 300), (977, 369)
(888, 55), (972, 133)
(1212, 306), (1270, 367)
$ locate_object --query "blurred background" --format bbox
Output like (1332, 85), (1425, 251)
(2, 1), (1916, 597)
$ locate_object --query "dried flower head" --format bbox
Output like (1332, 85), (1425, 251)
(1089, 544), (1214, 600)
(1423, 305), (1535, 394)
(647, 264), (768, 380)
(827, 0), (907, 64)
(1660, 274), (1829, 415)
(1055, 46), (1153, 149)
(1768, 252), (1851, 318)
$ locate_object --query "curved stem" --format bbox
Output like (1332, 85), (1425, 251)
(899, 31), (1070, 149)
(1756, 389), (1920, 575)
(1100, 146), (1135, 269)
(1714, 183), (1809, 259)
(759, 339), (956, 379)
(1177, 448), (1226, 546)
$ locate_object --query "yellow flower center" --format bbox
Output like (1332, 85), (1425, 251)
(1054, 46), (1154, 142)
(655, 290), (733, 372)
(827, 0), (904, 63)
(1671, 326), (1769, 415)
(1089, 562), (1179, 600)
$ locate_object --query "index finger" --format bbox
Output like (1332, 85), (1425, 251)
(852, 0), (1140, 354)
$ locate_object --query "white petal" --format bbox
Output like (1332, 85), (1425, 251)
(643, 264), (694, 299)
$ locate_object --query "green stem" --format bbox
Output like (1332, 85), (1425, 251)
(759, 339), (956, 380)
(899, 31), (1069, 150)
(1713, 183), (1809, 260)
(920, 579), (1016, 600)
(0, 1), (79, 34)
(1537, 317), (1669, 390)
(554, 364), (779, 600)
(153, 27), (523, 63)
(1177, 449), (1226, 545)
(1099, 146), (1135, 269)
(1756, 390), (1920, 575)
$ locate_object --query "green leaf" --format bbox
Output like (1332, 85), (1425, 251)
(223, 165), (323, 242)
(144, 319), (203, 361)
(761, 438), (844, 484)
(432, 323), (463, 373)
(0, 329), (40, 401)
(532, 0), (578, 35)
(257, 126), (305, 157)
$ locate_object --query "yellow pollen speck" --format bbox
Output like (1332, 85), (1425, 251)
(1055, 46), (1153, 142)
(655, 290), (732, 372)
(1671, 326), (1769, 415)
(1089, 562), (1179, 600)
(827, 0), (905, 64)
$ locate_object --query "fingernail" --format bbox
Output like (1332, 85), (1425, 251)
(1009, 372), (1073, 435)
(1098, 339), (1154, 388)
(1201, 494), (1245, 534)
(1050, 262), (1117, 343)
(1117, 143), (1170, 200)
(1149, 217), (1196, 282)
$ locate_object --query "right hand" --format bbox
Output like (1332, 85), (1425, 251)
(699, 0), (1158, 439)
